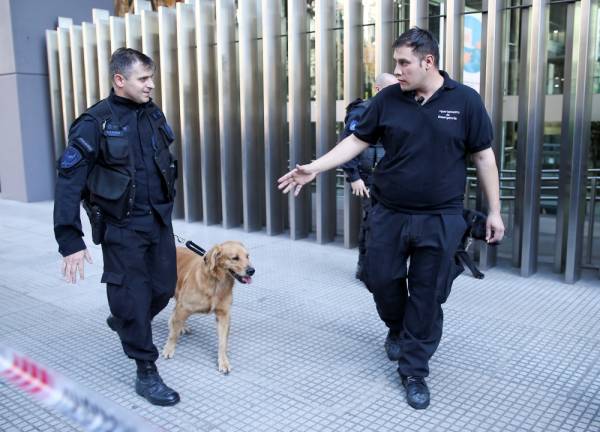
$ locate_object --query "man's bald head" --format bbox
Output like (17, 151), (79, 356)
(375, 73), (398, 92)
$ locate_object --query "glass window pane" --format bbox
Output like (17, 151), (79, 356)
(546, 3), (567, 94)
(464, 0), (482, 12)
(463, 12), (482, 92)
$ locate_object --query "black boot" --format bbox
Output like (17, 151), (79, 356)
(400, 374), (430, 410)
(135, 361), (180, 406)
(384, 330), (402, 361)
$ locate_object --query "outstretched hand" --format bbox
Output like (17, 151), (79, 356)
(62, 248), (93, 284)
(277, 164), (318, 196)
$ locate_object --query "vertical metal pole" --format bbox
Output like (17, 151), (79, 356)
(262, 0), (285, 235)
(46, 30), (65, 156)
(82, 22), (99, 107)
(409, 0), (428, 28)
(134, 0), (152, 13)
(125, 13), (143, 51)
(343, 0), (363, 249)
(376, 0), (395, 76)
(287, 0), (311, 240)
(141, 10), (161, 107)
(478, 0), (504, 269)
(239, 0), (263, 232)
(177, 2), (202, 222)
(444, 0), (463, 80)
(158, 6), (184, 218)
(216, 0), (242, 228)
(565, 0), (598, 283)
(586, 179), (597, 265)
(195, 0), (221, 225)
(520, 0), (547, 277)
(94, 10), (111, 99)
(109, 16), (126, 53)
(57, 21), (74, 143)
(513, 5), (530, 267)
(315, 0), (336, 244)
(554, 2), (576, 273)
(70, 25), (86, 117)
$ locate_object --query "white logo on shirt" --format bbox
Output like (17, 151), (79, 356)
(437, 110), (460, 121)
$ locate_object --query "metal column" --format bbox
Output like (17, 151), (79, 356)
(57, 20), (74, 144)
(343, 0), (363, 249)
(375, 0), (395, 76)
(93, 9), (111, 99)
(109, 16), (125, 53)
(125, 13), (142, 50)
(158, 6), (184, 217)
(69, 25), (86, 117)
(46, 30), (64, 156)
(288, 0), (311, 240)
(520, 0), (547, 277)
(195, 0), (221, 225)
(216, 0), (242, 228)
(555, 2), (576, 274)
(409, 0), (428, 28)
(239, 0), (264, 232)
(177, 2), (202, 222)
(444, 0), (463, 79)
(477, 0), (504, 269)
(315, 0), (336, 243)
(82, 22), (99, 107)
(262, 0), (285, 235)
(564, 0), (598, 283)
(141, 10), (161, 107)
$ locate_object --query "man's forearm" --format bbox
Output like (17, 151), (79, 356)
(310, 134), (369, 174)
(473, 149), (501, 214)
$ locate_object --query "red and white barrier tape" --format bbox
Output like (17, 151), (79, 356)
(0, 344), (164, 432)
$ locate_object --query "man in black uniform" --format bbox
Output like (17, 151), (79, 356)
(54, 48), (180, 406)
(339, 72), (398, 280)
(279, 28), (504, 410)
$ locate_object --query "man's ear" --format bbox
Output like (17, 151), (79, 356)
(113, 73), (126, 88)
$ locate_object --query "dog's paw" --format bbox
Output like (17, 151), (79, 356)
(162, 344), (176, 359)
(218, 357), (231, 374)
(178, 325), (192, 336)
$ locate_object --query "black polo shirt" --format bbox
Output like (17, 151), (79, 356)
(353, 71), (493, 214)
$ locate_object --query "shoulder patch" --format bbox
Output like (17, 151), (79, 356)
(349, 120), (358, 131)
(60, 146), (83, 169)
(151, 109), (164, 121)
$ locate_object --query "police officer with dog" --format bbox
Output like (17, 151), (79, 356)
(339, 72), (398, 280)
(53, 48), (180, 406)
(279, 28), (505, 410)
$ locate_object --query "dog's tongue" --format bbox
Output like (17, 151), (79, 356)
(242, 276), (252, 284)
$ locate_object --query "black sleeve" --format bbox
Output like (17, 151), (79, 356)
(339, 104), (367, 182)
(465, 90), (493, 154)
(53, 117), (100, 257)
(352, 95), (382, 145)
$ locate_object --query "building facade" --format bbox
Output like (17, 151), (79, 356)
(2, 0), (599, 282)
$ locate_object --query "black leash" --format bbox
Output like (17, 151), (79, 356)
(174, 234), (207, 257)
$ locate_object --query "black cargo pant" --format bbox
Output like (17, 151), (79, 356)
(100, 218), (176, 361)
(364, 203), (466, 377)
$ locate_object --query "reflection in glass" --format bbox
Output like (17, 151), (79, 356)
(546, 3), (567, 95)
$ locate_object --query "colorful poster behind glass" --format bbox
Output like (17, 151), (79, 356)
(463, 13), (482, 92)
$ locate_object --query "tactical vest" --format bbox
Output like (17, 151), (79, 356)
(82, 99), (177, 224)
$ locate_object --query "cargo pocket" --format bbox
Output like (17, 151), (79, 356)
(438, 257), (464, 304)
(101, 271), (133, 321)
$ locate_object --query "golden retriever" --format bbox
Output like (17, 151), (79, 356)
(162, 241), (254, 373)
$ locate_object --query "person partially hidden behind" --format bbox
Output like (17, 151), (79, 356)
(339, 72), (398, 280)
(279, 28), (504, 410)
(53, 48), (180, 406)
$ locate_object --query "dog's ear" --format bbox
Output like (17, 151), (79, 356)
(207, 245), (224, 278)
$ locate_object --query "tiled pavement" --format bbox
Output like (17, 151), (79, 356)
(0, 199), (599, 432)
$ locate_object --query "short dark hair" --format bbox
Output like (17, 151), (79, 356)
(392, 27), (440, 69)
(109, 48), (154, 78)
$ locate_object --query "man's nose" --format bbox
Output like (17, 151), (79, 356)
(147, 79), (155, 89)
